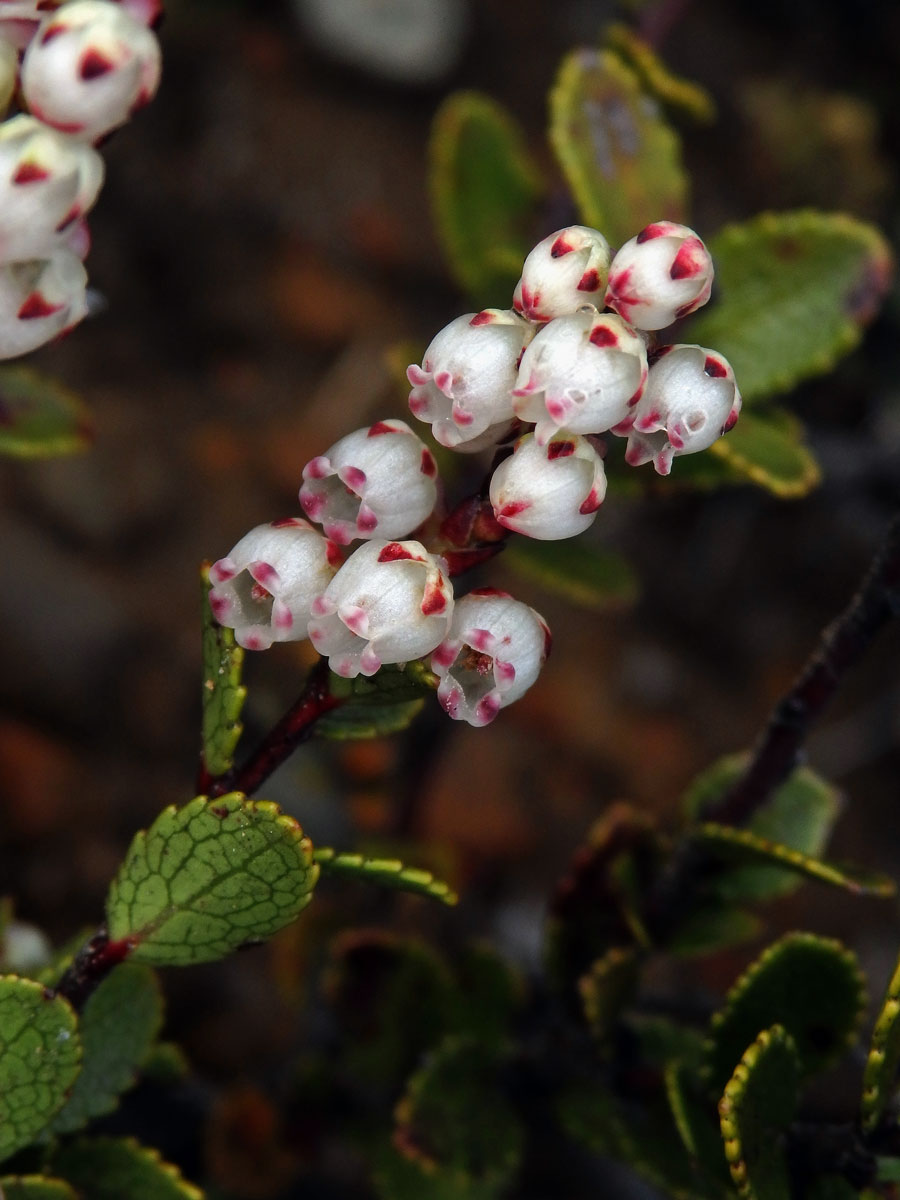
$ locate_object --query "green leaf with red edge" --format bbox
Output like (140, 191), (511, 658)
(718, 1025), (799, 1200)
(0, 367), (92, 459)
(579, 945), (640, 1045)
(0, 975), (81, 1164)
(704, 933), (866, 1096)
(688, 210), (894, 404)
(861, 947), (900, 1133)
(53, 1137), (204, 1200)
(429, 91), (543, 305)
(51, 963), (163, 1135)
(503, 535), (639, 611)
(104, 793), (318, 967)
(0, 1180), (79, 1200)
(545, 803), (665, 1005)
(200, 566), (246, 779)
(549, 48), (688, 250)
(387, 1037), (523, 1200)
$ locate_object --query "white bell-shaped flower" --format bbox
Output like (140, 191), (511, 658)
(308, 538), (454, 678)
(489, 430), (607, 540)
(0, 248), (88, 358)
(0, 115), (104, 263)
(605, 221), (714, 331)
(407, 308), (533, 451)
(513, 225), (610, 323)
(21, 0), (161, 142)
(299, 418), (438, 545)
(621, 344), (741, 476)
(512, 309), (647, 445)
(431, 589), (550, 726)
(209, 518), (342, 652)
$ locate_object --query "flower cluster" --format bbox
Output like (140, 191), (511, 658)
(0, 0), (161, 358)
(211, 221), (740, 727)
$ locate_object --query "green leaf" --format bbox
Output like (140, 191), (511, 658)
(861, 948), (900, 1133)
(139, 1040), (189, 1085)
(557, 1076), (720, 1199)
(579, 946), (640, 1044)
(53, 1137), (204, 1199)
(689, 210), (894, 404)
(51, 964), (163, 1135)
(604, 24), (716, 122)
(668, 905), (763, 957)
(0, 367), (92, 459)
(429, 91), (542, 305)
(391, 1037), (523, 1198)
(323, 931), (456, 1091)
(200, 567), (246, 779)
(105, 793), (318, 966)
(313, 848), (457, 905)
(317, 663), (432, 740)
(665, 1061), (732, 1186)
(451, 943), (524, 1047)
(684, 757), (843, 900)
(705, 932), (866, 1095)
(503, 536), (638, 610)
(705, 408), (821, 498)
(718, 1025), (799, 1200)
(0, 1180), (78, 1200)
(627, 1014), (708, 1074)
(693, 823), (895, 900)
(548, 48), (688, 249)
(0, 976), (81, 1163)
(545, 803), (664, 1003)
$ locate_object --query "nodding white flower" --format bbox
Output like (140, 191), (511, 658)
(209, 518), (342, 652)
(512, 309), (647, 445)
(0, 248), (88, 358)
(21, 0), (162, 143)
(299, 418), (438, 545)
(307, 538), (453, 678)
(620, 344), (741, 476)
(605, 221), (714, 331)
(489, 430), (607, 540)
(0, 115), (104, 264)
(431, 589), (551, 726)
(513, 225), (610, 323)
(407, 308), (534, 450)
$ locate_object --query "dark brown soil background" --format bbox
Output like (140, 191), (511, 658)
(3, 0), (900, 1195)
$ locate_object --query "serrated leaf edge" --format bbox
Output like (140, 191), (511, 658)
(313, 849), (457, 906)
(55, 1135), (204, 1199)
(861, 952), (900, 1133)
(705, 932), (867, 1082)
(718, 1024), (798, 1198)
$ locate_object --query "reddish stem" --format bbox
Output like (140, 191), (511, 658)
(206, 657), (343, 799)
(54, 929), (134, 1012)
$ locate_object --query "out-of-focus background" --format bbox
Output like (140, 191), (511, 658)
(2, 0), (900, 1194)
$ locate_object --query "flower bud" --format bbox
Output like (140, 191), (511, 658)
(209, 518), (341, 652)
(308, 538), (454, 678)
(0, 248), (88, 358)
(489, 430), (606, 540)
(0, 115), (104, 263)
(512, 309), (647, 445)
(299, 418), (438, 545)
(620, 344), (741, 476)
(605, 221), (714, 331)
(21, 0), (162, 143)
(431, 589), (550, 726)
(513, 225), (610, 323)
(407, 308), (533, 451)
